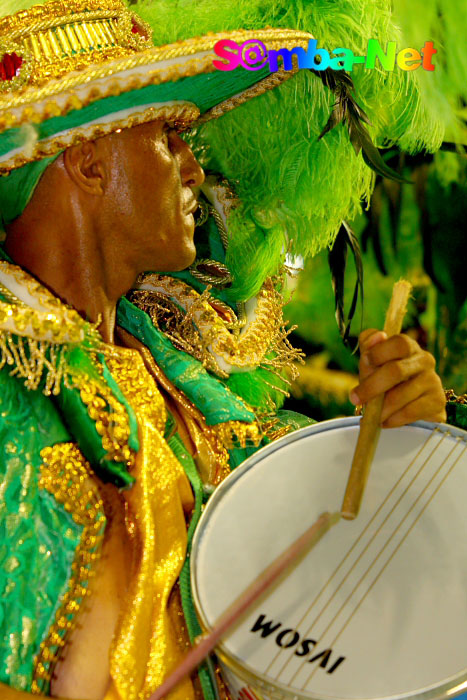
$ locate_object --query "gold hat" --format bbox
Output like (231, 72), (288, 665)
(0, 0), (310, 173)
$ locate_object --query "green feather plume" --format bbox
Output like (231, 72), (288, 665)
(132, 0), (445, 301)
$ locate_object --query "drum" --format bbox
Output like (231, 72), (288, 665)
(191, 417), (467, 700)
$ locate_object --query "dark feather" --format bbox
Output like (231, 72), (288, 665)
(313, 68), (412, 185)
(361, 140), (412, 184)
(383, 164), (403, 254)
(328, 225), (348, 340)
(328, 220), (364, 351)
(366, 183), (388, 275)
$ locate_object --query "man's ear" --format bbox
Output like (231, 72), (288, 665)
(63, 140), (106, 196)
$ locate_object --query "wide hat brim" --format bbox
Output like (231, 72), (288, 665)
(0, 27), (312, 174)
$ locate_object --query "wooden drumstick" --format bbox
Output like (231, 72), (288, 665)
(341, 280), (412, 520)
(148, 511), (340, 700)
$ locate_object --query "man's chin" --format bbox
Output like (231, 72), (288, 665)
(165, 243), (197, 273)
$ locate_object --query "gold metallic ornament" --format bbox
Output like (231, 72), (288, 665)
(0, 0), (153, 88)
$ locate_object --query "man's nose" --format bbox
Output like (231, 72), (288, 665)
(173, 132), (205, 188)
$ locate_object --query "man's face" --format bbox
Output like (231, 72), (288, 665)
(103, 119), (204, 273)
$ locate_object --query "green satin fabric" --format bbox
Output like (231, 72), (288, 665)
(117, 296), (257, 426)
(0, 154), (61, 227)
(0, 368), (80, 691)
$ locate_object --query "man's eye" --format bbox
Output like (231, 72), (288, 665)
(160, 124), (171, 143)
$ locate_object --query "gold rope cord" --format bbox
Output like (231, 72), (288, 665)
(256, 427), (467, 690)
(195, 66), (298, 125)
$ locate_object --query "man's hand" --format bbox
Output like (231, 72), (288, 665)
(349, 329), (447, 428)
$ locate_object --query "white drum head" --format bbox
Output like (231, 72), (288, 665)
(192, 418), (467, 700)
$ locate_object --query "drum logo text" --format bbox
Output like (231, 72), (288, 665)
(251, 614), (346, 674)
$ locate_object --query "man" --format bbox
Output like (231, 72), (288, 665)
(0, 1), (454, 699)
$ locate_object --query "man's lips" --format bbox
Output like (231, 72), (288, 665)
(184, 199), (198, 216)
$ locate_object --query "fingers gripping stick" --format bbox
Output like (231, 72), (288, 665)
(341, 280), (412, 520)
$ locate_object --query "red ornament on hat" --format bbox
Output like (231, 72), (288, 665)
(0, 51), (23, 81)
(131, 18), (149, 40)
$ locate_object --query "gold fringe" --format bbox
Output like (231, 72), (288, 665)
(129, 287), (228, 378)
(260, 417), (294, 442)
(0, 331), (69, 395)
(0, 330), (136, 465)
(130, 276), (305, 382)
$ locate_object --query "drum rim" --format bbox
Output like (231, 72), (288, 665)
(191, 417), (467, 700)
(214, 646), (467, 700)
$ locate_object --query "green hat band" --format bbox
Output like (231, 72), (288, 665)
(0, 154), (59, 227)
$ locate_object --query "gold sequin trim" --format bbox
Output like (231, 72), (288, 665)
(0, 260), (103, 335)
(0, 260), (78, 312)
(0, 261), (137, 464)
(0, 103), (200, 174)
(0, 300), (89, 344)
(32, 443), (106, 695)
(76, 370), (136, 466)
(211, 420), (262, 450)
(100, 344), (166, 433)
(116, 329), (234, 486)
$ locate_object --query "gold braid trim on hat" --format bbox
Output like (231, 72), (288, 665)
(0, 26), (312, 126)
(195, 65), (298, 125)
(0, 102), (200, 174)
